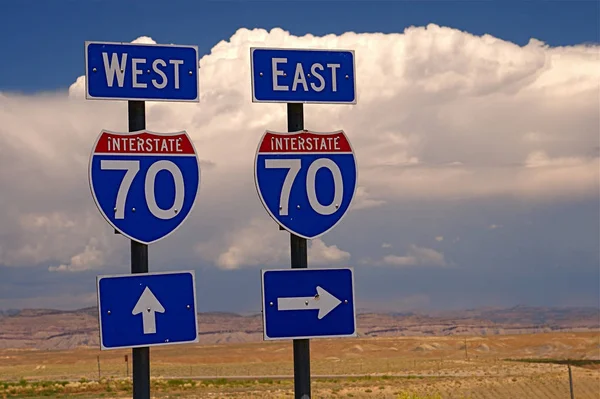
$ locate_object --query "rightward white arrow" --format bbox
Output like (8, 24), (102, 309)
(132, 287), (165, 334)
(277, 286), (342, 320)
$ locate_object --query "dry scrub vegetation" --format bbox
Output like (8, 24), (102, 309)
(0, 332), (598, 398)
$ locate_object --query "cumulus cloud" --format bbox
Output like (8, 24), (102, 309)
(359, 244), (448, 268)
(48, 239), (105, 272)
(196, 218), (288, 270)
(308, 239), (351, 265)
(195, 218), (350, 269)
(381, 245), (447, 268)
(353, 186), (386, 210)
(0, 24), (598, 274)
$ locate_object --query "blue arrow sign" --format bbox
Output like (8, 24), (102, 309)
(261, 268), (357, 340)
(254, 130), (357, 239)
(250, 47), (356, 104)
(85, 41), (199, 102)
(89, 129), (201, 244)
(96, 270), (199, 350)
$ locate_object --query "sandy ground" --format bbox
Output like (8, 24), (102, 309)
(0, 331), (598, 398)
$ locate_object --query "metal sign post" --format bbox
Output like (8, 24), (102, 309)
(85, 40), (200, 399)
(287, 103), (311, 398)
(129, 100), (150, 399)
(251, 47), (358, 399)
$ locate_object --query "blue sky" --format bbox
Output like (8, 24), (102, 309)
(0, 0), (598, 313)
(0, 0), (598, 94)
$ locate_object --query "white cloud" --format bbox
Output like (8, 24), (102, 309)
(378, 244), (447, 267)
(381, 243), (392, 248)
(435, 236), (444, 242)
(195, 218), (350, 269)
(48, 239), (105, 272)
(352, 186), (386, 210)
(0, 25), (598, 272)
(131, 36), (157, 45)
(308, 239), (351, 266)
(199, 218), (288, 270)
(381, 254), (417, 266)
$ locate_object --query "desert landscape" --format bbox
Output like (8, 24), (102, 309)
(0, 306), (598, 398)
(1, 305), (598, 350)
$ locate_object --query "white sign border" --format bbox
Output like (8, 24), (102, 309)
(260, 267), (358, 341)
(87, 128), (202, 245)
(253, 129), (359, 240)
(250, 47), (357, 104)
(96, 270), (199, 351)
(84, 40), (200, 103)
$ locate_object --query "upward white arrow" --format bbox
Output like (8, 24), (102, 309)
(132, 287), (165, 334)
(277, 286), (342, 320)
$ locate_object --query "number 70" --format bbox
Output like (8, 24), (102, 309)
(100, 159), (185, 220)
(265, 158), (343, 216)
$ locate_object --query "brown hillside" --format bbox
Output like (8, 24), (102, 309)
(0, 306), (597, 350)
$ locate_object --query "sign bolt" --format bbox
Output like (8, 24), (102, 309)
(345, 75), (349, 79)
(259, 72), (263, 77)
(344, 300), (348, 304)
(113, 207), (117, 212)
(132, 208), (136, 212)
(269, 302), (274, 306)
(283, 72), (287, 77)
(296, 205), (301, 209)
(186, 305), (191, 309)
(188, 70), (193, 75)
(146, 69), (150, 73)
(307, 74), (311, 77)
(335, 204), (339, 208)
(304, 301), (309, 306)
(92, 68), (97, 72)
(107, 310), (111, 315)
(165, 339), (169, 343)
(174, 209), (178, 214)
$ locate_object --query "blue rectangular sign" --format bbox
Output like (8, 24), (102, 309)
(85, 41), (199, 102)
(250, 47), (356, 104)
(96, 270), (199, 350)
(261, 267), (357, 340)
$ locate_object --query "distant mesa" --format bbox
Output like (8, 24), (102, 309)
(0, 305), (597, 351)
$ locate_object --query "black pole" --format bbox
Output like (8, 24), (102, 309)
(568, 364), (575, 399)
(128, 100), (150, 399)
(287, 103), (311, 399)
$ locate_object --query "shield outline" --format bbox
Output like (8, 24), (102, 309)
(88, 129), (202, 245)
(253, 129), (358, 240)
